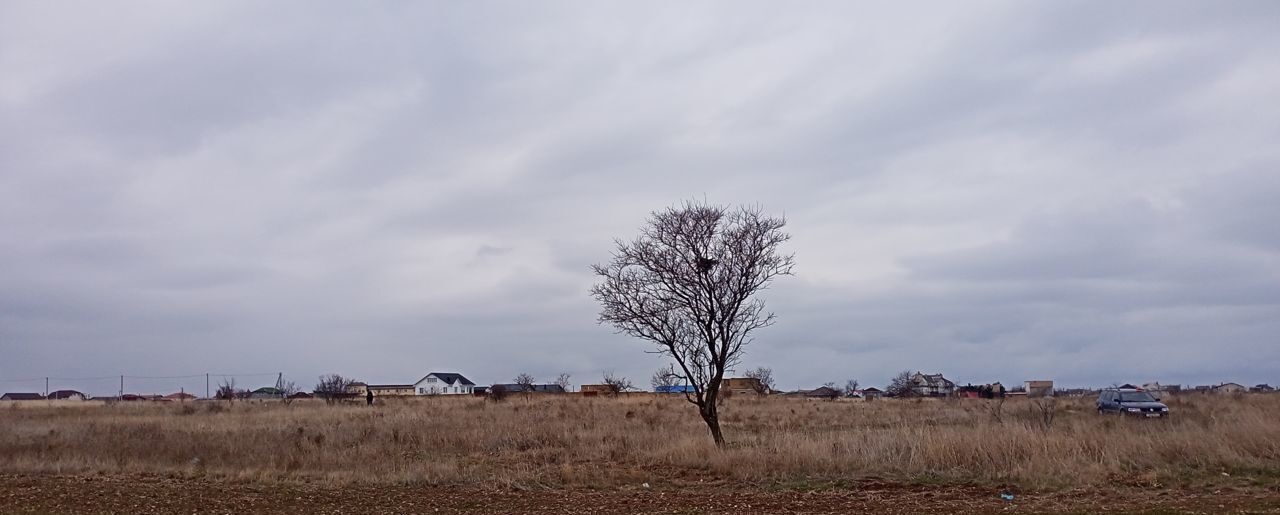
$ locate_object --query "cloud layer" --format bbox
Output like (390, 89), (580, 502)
(2, 2), (1278, 395)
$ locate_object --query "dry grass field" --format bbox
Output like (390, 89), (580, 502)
(3, 393), (1278, 493)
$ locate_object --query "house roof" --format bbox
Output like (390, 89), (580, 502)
(2, 392), (44, 400)
(860, 387), (883, 393)
(913, 372), (954, 387)
(368, 384), (414, 389)
(252, 387), (282, 395)
(805, 386), (840, 397)
(418, 373), (475, 386)
(164, 392), (196, 399)
(490, 383), (564, 393)
(48, 390), (85, 399)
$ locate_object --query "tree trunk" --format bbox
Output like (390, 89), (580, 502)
(700, 401), (726, 447)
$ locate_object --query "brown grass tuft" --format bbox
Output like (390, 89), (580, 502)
(1, 394), (1277, 488)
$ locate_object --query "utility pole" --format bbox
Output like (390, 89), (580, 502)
(45, 377), (48, 398)
(206, 373), (210, 399)
(119, 375), (124, 399)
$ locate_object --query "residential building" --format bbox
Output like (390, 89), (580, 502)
(781, 386), (841, 399)
(345, 382), (369, 395)
(860, 387), (883, 399)
(580, 384), (614, 394)
(804, 386), (841, 399)
(1, 393), (44, 401)
(909, 372), (955, 397)
(368, 384), (415, 397)
(164, 392), (196, 401)
(414, 373), (476, 395)
(1024, 380), (1054, 398)
(48, 390), (87, 401)
(249, 387), (283, 400)
(655, 385), (696, 394)
(721, 377), (765, 395)
(490, 383), (565, 394)
(1251, 384), (1275, 393)
(1214, 382), (1246, 394)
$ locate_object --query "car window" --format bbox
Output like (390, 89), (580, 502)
(1119, 391), (1156, 402)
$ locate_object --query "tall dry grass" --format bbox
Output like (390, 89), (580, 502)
(1, 394), (1277, 488)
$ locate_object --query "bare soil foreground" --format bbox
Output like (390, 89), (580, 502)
(2, 395), (1279, 513)
(1, 473), (1279, 514)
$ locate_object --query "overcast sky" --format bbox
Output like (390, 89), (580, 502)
(2, 2), (1278, 396)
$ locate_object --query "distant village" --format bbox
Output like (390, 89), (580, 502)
(2, 370), (1274, 402)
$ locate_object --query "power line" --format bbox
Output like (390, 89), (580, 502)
(1, 372), (284, 383)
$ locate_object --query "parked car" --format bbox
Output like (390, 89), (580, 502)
(1096, 388), (1168, 417)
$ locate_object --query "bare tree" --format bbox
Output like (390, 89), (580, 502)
(820, 381), (842, 400)
(279, 381), (301, 406)
(844, 379), (860, 397)
(886, 370), (916, 398)
(513, 373), (536, 393)
(651, 365), (680, 390)
(314, 374), (354, 404)
(985, 395), (1007, 424)
(602, 371), (635, 395)
(744, 367), (775, 394)
(553, 373), (572, 393)
(215, 378), (237, 402)
(1029, 397), (1057, 431)
(591, 202), (795, 446)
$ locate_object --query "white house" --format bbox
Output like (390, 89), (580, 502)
(910, 372), (955, 397)
(414, 372), (476, 395)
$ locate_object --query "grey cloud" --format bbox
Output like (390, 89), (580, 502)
(2, 2), (1278, 396)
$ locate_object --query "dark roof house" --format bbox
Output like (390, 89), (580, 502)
(490, 383), (565, 393)
(1, 392), (44, 401)
(418, 373), (475, 386)
(48, 390), (87, 400)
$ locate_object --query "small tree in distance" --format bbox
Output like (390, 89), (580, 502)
(487, 384), (508, 403)
(820, 381), (842, 400)
(591, 201), (795, 446)
(744, 367), (775, 394)
(844, 379), (860, 397)
(554, 372), (572, 393)
(651, 365), (680, 391)
(602, 372), (635, 395)
(280, 381), (301, 405)
(514, 373), (536, 393)
(215, 378), (237, 402)
(887, 370), (915, 398)
(315, 374), (354, 404)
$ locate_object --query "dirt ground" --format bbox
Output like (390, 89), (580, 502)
(2, 474), (1279, 514)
